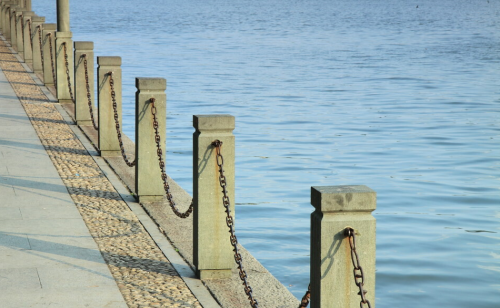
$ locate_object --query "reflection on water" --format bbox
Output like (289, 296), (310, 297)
(34, 0), (500, 306)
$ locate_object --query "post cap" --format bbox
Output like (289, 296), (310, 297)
(193, 115), (235, 131)
(97, 56), (122, 66)
(74, 41), (94, 50)
(43, 23), (57, 31)
(311, 185), (376, 213)
(55, 31), (72, 38)
(136, 78), (166, 91)
(31, 16), (45, 22)
(22, 11), (35, 17)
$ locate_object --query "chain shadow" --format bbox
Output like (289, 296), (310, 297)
(320, 228), (344, 279)
(0, 231), (116, 280)
(196, 135), (214, 176)
(0, 112), (66, 124)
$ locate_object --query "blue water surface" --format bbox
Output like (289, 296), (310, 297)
(34, 0), (500, 306)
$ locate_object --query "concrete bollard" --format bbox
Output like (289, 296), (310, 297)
(0, 1), (4, 31)
(55, 31), (74, 104)
(135, 78), (166, 202)
(56, 0), (70, 33)
(193, 114), (235, 279)
(55, 0), (73, 103)
(5, 3), (16, 42)
(21, 11), (34, 64)
(41, 23), (56, 86)
(9, 5), (17, 49)
(0, 2), (8, 32)
(30, 16), (44, 75)
(2, 2), (13, 41)
(0, 2), (5, 32)
(74, 41), (94, 126)
(15, 9), (23, 56)
(97, 56), (122, 157)
(310, 185), (376, 308)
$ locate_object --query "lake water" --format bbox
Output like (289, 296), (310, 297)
(33, 0), (500, 306)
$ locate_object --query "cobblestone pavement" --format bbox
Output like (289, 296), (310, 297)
(0, 39), (202, 308)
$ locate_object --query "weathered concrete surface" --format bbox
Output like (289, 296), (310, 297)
(310, 186), (376, 308)
(30, 15), (44, 75)
(98, 56), (122, 157)
(0, 34), (206, 308)
(55, 31), (73, 104)
(22, 11), (35, 64)
(135, 77), (166, 202)
(9, 5), (18, 50)
(41, 23), (55, 86)
(0, 36), (127, 308)
(14, 9), (23, 57)
(74, 41), (94, 126)
(193, 115), (235, 279)
(56, 0), (69, 32)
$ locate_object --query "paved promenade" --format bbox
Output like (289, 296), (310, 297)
(0, 37), (215, 308)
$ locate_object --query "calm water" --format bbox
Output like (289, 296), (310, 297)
(34, 0), (500, 306)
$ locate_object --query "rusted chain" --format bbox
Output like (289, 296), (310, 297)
(149, 98), (194, 218)
(82, 54), (98, 130)
(27, 18), (33, 51)
(212, 140), (259, 308)
(19, 14), (24, 47)
(345, 228), (372, 308)
(37, 26), (44, 71)
(298, 284), (311, 308)
(62, 42), (75, 102)
(46, 32), (56, 84)
(108, 71), (136, 167)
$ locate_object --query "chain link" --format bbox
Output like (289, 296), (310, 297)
(298, 284), (311, 308)
(27, 18), (33, 51)
(37, 26), (44, 72)
(47, 32), (56, 84)
(19, 14), (24, 48)
(82, 54), (98, 130)
(149, 98), (194, 218)
(345, 228), (372, 308)
(212, 140), (259, 308)
(62, 42), (75, 102)
(107, 71), (136, 167)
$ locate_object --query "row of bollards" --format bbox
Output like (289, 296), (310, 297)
(0, 1), (377, 307)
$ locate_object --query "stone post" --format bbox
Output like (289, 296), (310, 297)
(0, 2), (4, 32)
(31, 16), (44, 75)
(3, 2), (13, 41)
(1, 2), (10, 39)
(0, 2), (8, 32)
(24, 0), (30, 10)
(9, 5), (17, 49)
(74, 41), (94, 126)
(56, 0), (69, 32)
(14, 8), (23, 55)
(55, 31), (74, 103)
(193, 115), (235, 279)
(21, 11), (34, 64)
(310, 186), (376, 308)
(41, 23), (56, 86)
(135, 78), (166, 202)
(97, 56), (122, 157)
(55, 0), (72, 103)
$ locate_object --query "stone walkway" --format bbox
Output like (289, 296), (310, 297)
(0, 37), (204, 307)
